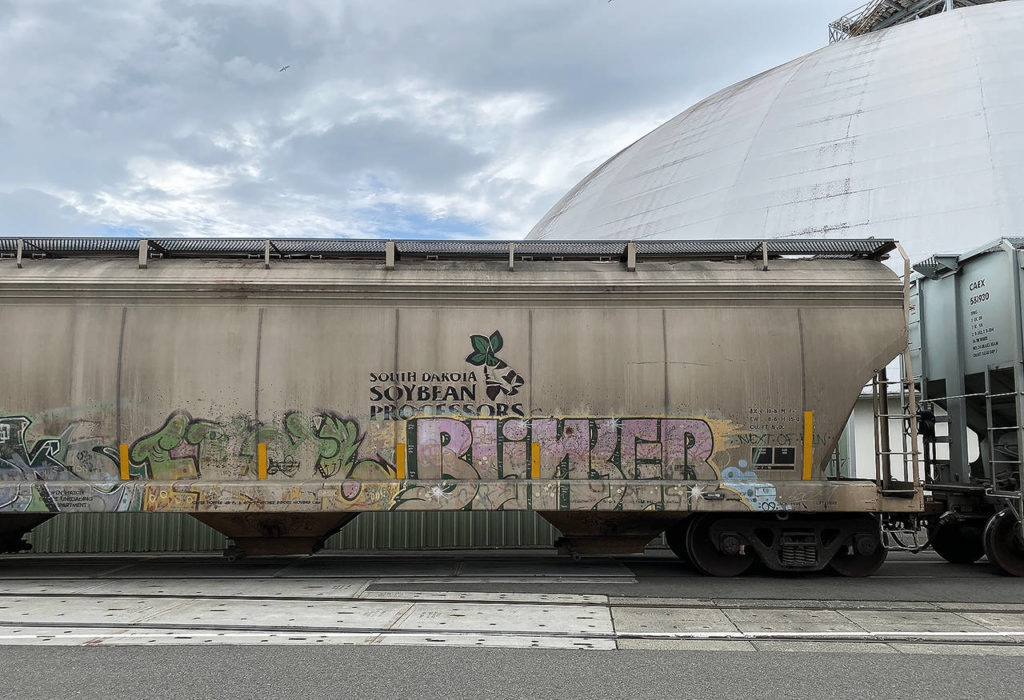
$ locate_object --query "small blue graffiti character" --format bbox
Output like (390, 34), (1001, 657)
(720, 466), (792, 512)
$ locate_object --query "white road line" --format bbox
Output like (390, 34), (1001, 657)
(0, 629), (1021, 641)
(0, 633), (369, 640)
(623, 630), (1024, 639)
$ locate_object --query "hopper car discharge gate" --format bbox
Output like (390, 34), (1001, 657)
(0, 237), (928, 576)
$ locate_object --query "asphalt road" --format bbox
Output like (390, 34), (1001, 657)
(4, 645), (1021, 700)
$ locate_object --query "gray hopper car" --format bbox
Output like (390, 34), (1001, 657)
(911, 238), (1024, 576)
(0, 237), (921, 576)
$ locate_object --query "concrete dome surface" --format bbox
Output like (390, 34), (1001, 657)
(527, 4), (1024, 261)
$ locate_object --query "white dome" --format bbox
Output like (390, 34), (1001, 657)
(528, 4), (1024, 261)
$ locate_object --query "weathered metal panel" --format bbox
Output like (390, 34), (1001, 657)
(25, 514), (225, 553)
(532, 308), (666, 416)
(957, 250), (1017, 375)
(916, 241), (1022, 379)
(120, 305), (260, 470)
(260, 306), (398, 424)
(24, 512), (564, 553)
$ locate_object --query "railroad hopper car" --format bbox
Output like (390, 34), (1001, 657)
(0, 238), (921, 576)
(911, 238), (1024, 576)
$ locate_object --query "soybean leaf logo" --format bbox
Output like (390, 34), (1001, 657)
(466, 331), (504, 367)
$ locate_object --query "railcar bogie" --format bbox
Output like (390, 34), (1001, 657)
(927, 512), (987, 564)
(659, 512), (886, 576)
(982, 508), (1024, 576)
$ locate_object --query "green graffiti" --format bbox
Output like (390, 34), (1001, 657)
(299, 412), (390, 480)
(130, 411), (215, 480)
(124, 410), (394, 481)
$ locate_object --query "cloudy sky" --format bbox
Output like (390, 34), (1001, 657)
(1, 1), (862, 240)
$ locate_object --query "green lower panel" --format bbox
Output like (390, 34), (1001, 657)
(326, 511), (563, 550)
(25, 513), (226, 553)
(23, 511), (566, 553)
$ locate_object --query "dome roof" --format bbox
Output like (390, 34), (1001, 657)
(527, 4), (1024, 261)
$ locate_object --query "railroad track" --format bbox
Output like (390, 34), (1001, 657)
(0, 588), (1020, 615)
(0, 585), (1021, 651)
(0, 620), (1022, 648)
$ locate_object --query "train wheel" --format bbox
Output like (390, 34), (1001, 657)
(685, 514), (753, 577)
(665, 520), (690, 564)
(983, 508), (1024, 577)
(929, 514), (986, 564)
(828, 531), (887, 577)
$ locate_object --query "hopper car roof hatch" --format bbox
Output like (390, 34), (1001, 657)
(0, 237), (897, 263)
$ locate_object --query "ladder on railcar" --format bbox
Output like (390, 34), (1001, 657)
(871, 366), (926, 551)
(983, 363), (1024, 531)
(871, 242), (925, 550)
(872, 241), (921, 496)
(871, 370), (920, 494)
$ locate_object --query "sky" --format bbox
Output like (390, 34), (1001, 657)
(0, 0), (864, 240)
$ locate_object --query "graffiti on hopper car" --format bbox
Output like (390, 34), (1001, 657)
(121, 414), (718, 482)
(122, 410), (395, 482)
(403, 417), (715, 481)
(0, 415), (127, 513)
(0, 411), (802, 514)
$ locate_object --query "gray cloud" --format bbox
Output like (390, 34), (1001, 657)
(0, 189), (102, 236)
(0, 0), (859, 239)
(275, 119), (489, 191)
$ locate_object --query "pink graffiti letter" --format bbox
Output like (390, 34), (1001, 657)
(416, 418), (476, 480)
(532, 419), (590, 480)
(662, 419), (714, 479)
(471, 420), (498, 479)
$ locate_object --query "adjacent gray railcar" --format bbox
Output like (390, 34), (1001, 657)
(911, 238), (1024, 575)
(0, 238), (920, 576)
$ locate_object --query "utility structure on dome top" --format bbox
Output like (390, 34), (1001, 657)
(829, 0), (1005, 43)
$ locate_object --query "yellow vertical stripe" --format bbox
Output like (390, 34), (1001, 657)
(119, 444), (130, 480)
(396, 443), (406, 480)
(802, 410), (814, 480)
(531, 442), (540, 479)
(257, 443), (267, 480)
